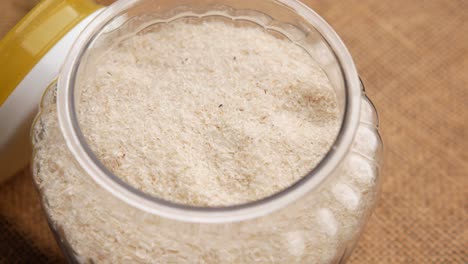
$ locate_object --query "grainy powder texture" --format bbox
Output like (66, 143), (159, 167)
(32, 18), (381, 263)
(78, 21), (339, 206)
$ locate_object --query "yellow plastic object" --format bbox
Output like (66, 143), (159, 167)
(0, 0), (101, 106)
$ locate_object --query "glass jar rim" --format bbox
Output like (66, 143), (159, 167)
(57, 0), (361, 223)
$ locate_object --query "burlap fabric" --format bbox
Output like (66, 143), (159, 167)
(1, 0), (467, 263)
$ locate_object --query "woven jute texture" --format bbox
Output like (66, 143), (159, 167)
(1, 0), (467, 263)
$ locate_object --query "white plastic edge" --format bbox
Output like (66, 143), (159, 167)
(0, 9), (104, 183)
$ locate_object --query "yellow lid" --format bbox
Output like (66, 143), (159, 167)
(0, 0), (101, 106)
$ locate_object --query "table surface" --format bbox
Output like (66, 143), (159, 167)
(1, 0), (467, 263)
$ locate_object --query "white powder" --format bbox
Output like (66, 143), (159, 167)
(77, 20), (339, 206)
(32, 18), (381, 263)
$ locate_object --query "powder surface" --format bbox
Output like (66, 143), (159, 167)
(78, 20), (340, 206)
(32, 15), (382, 263)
